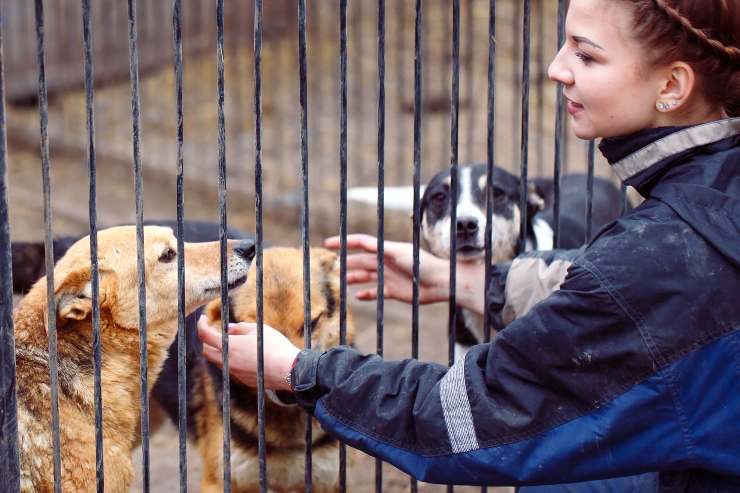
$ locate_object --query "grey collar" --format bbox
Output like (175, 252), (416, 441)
(612, 118), (740, 182)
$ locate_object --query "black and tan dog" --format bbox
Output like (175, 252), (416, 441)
(149, 246), (352, 493)
(13, 225), (253, 492)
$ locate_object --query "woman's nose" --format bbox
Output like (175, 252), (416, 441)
(547, 46), (573, 86)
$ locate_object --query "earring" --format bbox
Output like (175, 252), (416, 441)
(656, 101), (669, 111)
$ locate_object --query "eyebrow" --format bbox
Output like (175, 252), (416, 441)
(573, 35), (605, 51)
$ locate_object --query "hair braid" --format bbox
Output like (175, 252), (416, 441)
(653, 0), (740, 65)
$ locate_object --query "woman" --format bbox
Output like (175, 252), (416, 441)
(198, 0), (739, 490)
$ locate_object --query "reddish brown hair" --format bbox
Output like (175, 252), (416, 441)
(621, 0), (740, 117)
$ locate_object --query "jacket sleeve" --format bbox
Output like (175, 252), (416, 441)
(292, 258), (687, 486)
(487, 248), (582, 332)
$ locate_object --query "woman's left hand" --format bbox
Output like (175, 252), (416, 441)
(197, 315), (301, 391)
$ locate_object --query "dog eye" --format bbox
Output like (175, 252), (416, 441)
(159, 248), (177, 263)
(300, 314), (322, 335)
(431, 191), (447, 204)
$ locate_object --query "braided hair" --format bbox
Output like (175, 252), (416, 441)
(624, 0), (740, 116)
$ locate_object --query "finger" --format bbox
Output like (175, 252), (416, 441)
(345, 253), (383, 271)
(324, 234), (379, 253)
(346, 271), (377, 284)
(202, 344), (223, 367)
(228, 322), (256, 335)
(197, 315), (223, 350)
(355, 289), (378, 301)
(323, 236), (340, 249)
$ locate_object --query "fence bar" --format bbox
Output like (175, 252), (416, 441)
(534, 0), (545, 175)
(448, 0), (461, 361)
(126, 0), (149, 490)
(518, 0), (532, 253)
(586, 141), (595, 241)
(552, 0), (566, 248)
(215, 0), (232, 490)
(375, 0), (386, 490)
(464, 0), (474, 162)
(481, 1), (496, 492)
(296, 1), (313, 491)
(446, 2), (461, 489)
(335, 0), (349, 489)
(338, 0), (349, 490)
(171, 0), (188, 490)
(83, 1), (106, 491)
(33, 1), (63, 490)
(410, 1), (423, 491)
(252, 2), (267, 492)
(0, 0), (20, 486)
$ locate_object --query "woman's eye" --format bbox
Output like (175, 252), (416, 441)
(159, 248), (177, 263)
(575, 51), (594, 65)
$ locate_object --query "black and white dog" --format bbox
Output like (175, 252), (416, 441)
(419, 163), (624, 358)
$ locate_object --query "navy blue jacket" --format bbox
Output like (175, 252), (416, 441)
(291, 118), (740, 491)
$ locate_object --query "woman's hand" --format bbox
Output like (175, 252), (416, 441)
(197, 315), (300, 391)
(324, 234), (451, 305)
(324, 234), (486, 315)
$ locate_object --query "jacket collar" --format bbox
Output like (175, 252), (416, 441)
(599, 118), (740, 191)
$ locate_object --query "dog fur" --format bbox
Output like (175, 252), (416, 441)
(13, 225), (252, 492)
(150, 246), (353, 493)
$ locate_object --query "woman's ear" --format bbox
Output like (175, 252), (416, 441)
(656, 62), (695, 112)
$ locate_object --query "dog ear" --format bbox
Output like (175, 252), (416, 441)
(526, 180), (546, 219)
(48, 268), (94, 333)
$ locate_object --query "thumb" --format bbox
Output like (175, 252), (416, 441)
(228, 322), (256, 336)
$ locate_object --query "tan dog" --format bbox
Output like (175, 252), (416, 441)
(13, 225), (253, 492)
(189, 247), (354, 493)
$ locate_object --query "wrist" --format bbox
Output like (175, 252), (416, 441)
(278, 346), (301, 391)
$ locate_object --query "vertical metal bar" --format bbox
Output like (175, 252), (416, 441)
(447, 2), (461, 489)
(82, 1), (105, 491)
(338, 0), (348, 490)
(448, 0), (460, 367)
(518, 0), (532, 253)
(126, 0), (148, 490)
(171, 0), (188, 490)
(215, 0), (232, 491)
(394, 0), (406, 185)
(297, 1), (313, 491)
(481, 0), (496, 492)
(464, 0), (474, 163)
(0, 0), (21, 486)
(552, 0), (566, 249)
(375, 0), (386, 491)
(586, 140), (595, 241)
(33, 1), (63, 490)
(410, 1), (423, 491)
(253, 2), (266, 492)
(511, 0), (521, 167)
(534, 0), (545, 175)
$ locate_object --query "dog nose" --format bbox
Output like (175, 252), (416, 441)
(234, 239), (256, 261)
(456, 217), (479, 238)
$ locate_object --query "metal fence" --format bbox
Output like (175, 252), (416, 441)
(0, 0), (626, 492)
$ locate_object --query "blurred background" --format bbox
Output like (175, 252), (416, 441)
(4, 0), (618, 491)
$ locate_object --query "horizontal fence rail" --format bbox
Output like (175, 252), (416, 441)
(0, 1), (624, 492)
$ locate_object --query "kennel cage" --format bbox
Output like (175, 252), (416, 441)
(0, 0), (625, 492)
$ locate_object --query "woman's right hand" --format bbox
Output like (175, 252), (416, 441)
(324, 234), (451, 305)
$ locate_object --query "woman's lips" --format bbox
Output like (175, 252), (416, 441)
(566, 98), (584, 116)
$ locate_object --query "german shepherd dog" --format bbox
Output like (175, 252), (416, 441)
(13, 226), (253, 492)
(152, 246), (353, 493)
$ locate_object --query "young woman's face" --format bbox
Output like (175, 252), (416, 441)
(548, 0), (665, 139)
